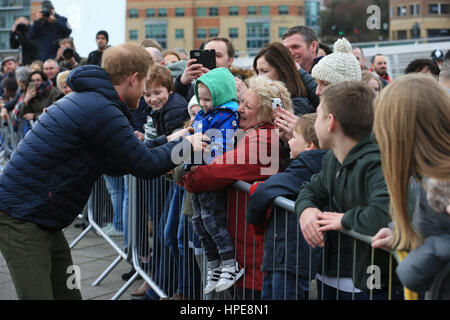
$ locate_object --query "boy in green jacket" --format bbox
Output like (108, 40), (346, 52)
(295, 81), (404, 299)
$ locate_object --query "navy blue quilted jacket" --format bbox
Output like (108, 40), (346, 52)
(0, 65), (187, 230)
(246, 149), (326, 277)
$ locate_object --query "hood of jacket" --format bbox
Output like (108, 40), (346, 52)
(194, 67), (237, 111)
(66, 65), (134, 123)
(297, 149), (328, 173)
(341, 134), (380, 168)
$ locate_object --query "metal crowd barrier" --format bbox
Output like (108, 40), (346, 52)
(128, 175), (201, 300)
(85, 175), (132, 299)
(0, 117), (24, 171)
(68, 175), (445, 300)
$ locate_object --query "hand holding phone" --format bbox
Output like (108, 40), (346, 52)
(271, 98), (284, 110)
(189, 49), (216, 70)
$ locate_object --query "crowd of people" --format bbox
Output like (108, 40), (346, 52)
(0, 0), (448, 301)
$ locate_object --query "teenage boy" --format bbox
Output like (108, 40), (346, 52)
(295, 81), (405, 300)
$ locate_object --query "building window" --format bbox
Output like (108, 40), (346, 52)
(209, 28), (219, 37)
(442, 4), (449, 14)
(145, 24), (167, 49)
(197, 28), (207, 39)
(397, 6), (406, 16)
(410, 4), (420, 16)
(209, 7), (219, 16)
(175, 8), (185, 17)
(229, 28), (238, 38)
(158, 8), (167, 17)
(247, 22), (270, 50)
(229, 6), (239, 16)
(175, 29), (184, 39)
(248, 6), (257, 15)
(279, 5), (289, 15)
(260, 6), (270, 15)
(429, 4), (439, 14)
(278, 27), (288, 38)
(298, 6), (304, 15)
(129, 9), (138, 18)
(197, 7), (206, 17)
(397, 30), (407, 40)
(129, 29), (138, 40)
(146, 8), (155, 17)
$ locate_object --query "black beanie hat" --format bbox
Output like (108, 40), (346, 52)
(42, 1), (54, 10)
(96, 30), (109, 42)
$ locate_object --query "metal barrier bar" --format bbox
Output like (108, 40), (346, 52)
(87, 175), (132, 297)
(231, 180), (401, 300)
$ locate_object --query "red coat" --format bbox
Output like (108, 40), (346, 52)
(183, 124), (280, 291)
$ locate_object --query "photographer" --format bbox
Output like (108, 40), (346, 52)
(56, 38), (82, 70)
(29, 0), (72, 61)
(9, 17), (39, 66)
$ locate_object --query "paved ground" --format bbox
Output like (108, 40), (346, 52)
(0, 220), (143, 300)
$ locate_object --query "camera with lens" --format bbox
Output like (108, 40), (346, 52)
(41, 8), (51, 18)
(15, 23), (28, 34)
(62, 47), (74, 59)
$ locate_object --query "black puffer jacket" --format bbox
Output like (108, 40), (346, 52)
(291, 96), (315, 116)
(150, 92), (189, 137)
(0, 65), (189, 230)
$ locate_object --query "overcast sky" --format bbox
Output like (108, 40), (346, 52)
(51, 0), (126, 57)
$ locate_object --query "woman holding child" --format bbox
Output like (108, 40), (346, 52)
(182, 75), (292, 299)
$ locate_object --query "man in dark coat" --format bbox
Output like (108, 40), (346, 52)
(9, 17), (39, 65)
(87, 30), (110, 66)
(29, 1), (72, 61)
(0, 43), (206, 300)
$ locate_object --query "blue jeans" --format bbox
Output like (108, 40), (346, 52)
(123, 176), (129, 248)
(177, 212), (201, 299)
(103, 176), (127, 231)
(146, 181), (178, 300)
(103, 175), (128, 247)
(164, 184), (183, 266)
(261, 271), (310, 300)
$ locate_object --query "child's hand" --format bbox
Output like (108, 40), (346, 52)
(167, 127), (194, 141)
(317, 211), (344, 232)
(299, 207), (325, 248)
(134, 130), (144, 142)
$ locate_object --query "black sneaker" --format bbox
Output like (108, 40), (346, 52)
(121, 267), (141, 281)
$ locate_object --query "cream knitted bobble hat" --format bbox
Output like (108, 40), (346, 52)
(311, 37), (362, 83)
(187, 95), (200, 114)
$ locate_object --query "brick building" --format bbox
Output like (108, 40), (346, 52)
(126, 0), (308, 55)
(389, 0), (450, 39)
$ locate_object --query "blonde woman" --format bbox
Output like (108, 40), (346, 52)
(372, 73), (450, 296)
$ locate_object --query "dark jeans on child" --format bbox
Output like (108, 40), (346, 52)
(190, 190), (234, 262)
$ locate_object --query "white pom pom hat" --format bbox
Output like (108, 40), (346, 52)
(311, 37), (361, 83)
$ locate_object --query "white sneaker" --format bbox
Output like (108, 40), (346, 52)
(215, 261), (245, 293)
(203, 264), (222, 295)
